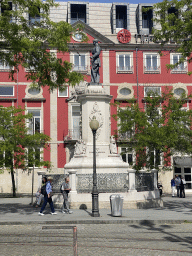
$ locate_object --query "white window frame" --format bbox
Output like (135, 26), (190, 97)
(58, 86), (68, 98)
(29, 6), (41, 26)
(68, 2), (89, 25)
(27, 109), (41, 135)
(143, 52), (160, 73)
(120, 147), (135, 166)
(0, 85), (14, 96)
(170, 53), (187, 73)
(116, 52), (133, 73)
(73, 53), (87, 72)
(71, 104), (81, 140)
(0, 61), (10, 71)
(26, 108), (42, 168)
(144, 86), (161, 97)
(70, 52), (89, 74)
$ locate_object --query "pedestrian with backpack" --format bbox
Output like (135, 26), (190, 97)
(38, 176), (57, 216)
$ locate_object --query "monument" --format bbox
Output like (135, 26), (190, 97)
(64, 40), (160, 209)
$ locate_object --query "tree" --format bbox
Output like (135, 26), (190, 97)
(153, 0), (192, 73)
(0, 106), (50, 197)
(113, 89), (192, 171)
(0, 0), (86, 91)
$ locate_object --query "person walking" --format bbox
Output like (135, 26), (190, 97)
(60, 177), (73, 214)
(171, 177), (176, 197)
(180, 176), (186, 198)
(175, 175), (181, 197)
(38, 176), (57, 216)
(35, 177), (46, 207)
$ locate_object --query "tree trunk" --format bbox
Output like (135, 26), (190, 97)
(11, 164), (16, 197)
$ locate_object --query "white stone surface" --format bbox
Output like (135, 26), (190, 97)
(64, 84), (129, 174)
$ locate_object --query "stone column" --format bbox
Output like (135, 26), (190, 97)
(151, 169), (158, 190)
(128, 169), (137, 192)
(37, 171), (46, 189)
(68, 169), (77, 194)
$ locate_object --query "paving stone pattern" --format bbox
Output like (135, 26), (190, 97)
(1, 223), (192, 256)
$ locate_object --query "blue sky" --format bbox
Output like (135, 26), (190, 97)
(56, 0), (161, 4)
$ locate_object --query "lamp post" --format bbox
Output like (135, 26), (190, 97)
(89, 116), (100, 217)
(30, 117), (35, 205)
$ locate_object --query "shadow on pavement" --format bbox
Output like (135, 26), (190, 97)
(130, 220), (192, 250)
(0, 203), (39, 215)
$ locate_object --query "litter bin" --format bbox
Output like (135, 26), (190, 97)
(110, 194), (123, 217)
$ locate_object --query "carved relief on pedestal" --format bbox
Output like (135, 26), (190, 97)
(74, 139), (87, 156)
(109, 136), (118, 154)
(89, 102), (104, 139)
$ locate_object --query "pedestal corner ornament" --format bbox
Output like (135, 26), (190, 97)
(89, 102), (104, 139)
(117, 29), (131, 44)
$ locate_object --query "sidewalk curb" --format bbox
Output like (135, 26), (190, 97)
(0, 219), (186, 226)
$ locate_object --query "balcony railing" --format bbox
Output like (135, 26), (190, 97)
(72, 65), (88, 73)
(117, 131), (134, 142)
(117, 66), (133, 73)
(144, 65), (160, 73)
(64, 129), (81, 141)
(171, 65), (187, 73)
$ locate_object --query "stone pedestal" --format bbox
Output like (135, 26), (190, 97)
(64, 84), (129, 174)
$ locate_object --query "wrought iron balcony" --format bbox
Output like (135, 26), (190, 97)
(72, 65), (88, 73)
(117, 66), (133, 73)
(144, 65), (160, 74)
(171, 65), (187, 73)
(64, 129), (81, 142)
(117, 131), (134, 142)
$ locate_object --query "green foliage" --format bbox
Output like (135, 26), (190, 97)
(153, 0), (192, 72)
(0, 106), (50, 196)
(114, 89), (192, 171)
(0, 0), (85, 91)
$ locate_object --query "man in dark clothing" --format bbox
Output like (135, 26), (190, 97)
(175, 175), (181, 197)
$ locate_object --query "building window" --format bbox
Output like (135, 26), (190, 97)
(29, 6), (40, 26)
(112, 4), (129, 34)
(119, 88), (131, 96)
(144, 87), (161, 97)
(70, 4), (86, 24)
(144, 53), (160, 73)
(72, 104), (81, 140)
(0, 86), (14, 96)
(73, 54), (87, 72)
(28, 148), (41, 168)
(28, 88), (41, 96)
(58, 87), (68, 97)
(0, 61), (10, 71)
(1, 2), (12, 22)
(142, 6), (153, 34)
(148, 149), (161, 168)
(121, 148), (133, 165)
(137, 4), (153, 35)
(116, 53), (133, 73)
(174, 88), (186, 97)
(116, 5), (127, 30)
(28, 110), (41, 134)
(0, 149), (12, 168)
(170, 54), (187, 73)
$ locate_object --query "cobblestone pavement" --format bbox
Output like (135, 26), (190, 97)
(1, 223), (192, 256)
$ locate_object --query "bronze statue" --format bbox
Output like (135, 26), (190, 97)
(90, 39), (101, 84)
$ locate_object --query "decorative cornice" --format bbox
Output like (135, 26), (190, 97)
(22, 98), (46, 101)
(0, 98), (17, 101)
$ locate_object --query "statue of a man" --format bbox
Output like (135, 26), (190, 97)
(90, 39), (101, 84)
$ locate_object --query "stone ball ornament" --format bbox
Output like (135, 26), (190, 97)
(117, 29), (131, 44)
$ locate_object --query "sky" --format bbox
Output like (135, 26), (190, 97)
(56, 0), (161, 4)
